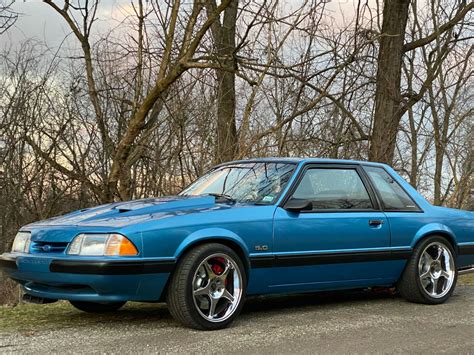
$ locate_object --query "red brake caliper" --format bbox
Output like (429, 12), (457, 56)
(211, 257), (228, 286)
(211, 257), (225, 274)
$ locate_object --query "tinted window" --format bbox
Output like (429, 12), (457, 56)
(364, 166), (419, 211)
(291, 168), (373, 210)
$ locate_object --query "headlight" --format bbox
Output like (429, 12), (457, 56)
(12, 231), (31, 253)
(67, 234), (138, 256)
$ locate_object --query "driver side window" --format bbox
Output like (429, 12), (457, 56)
(291, 168), (374, 210)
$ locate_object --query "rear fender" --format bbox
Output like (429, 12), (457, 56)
(412, 223), (457, 249)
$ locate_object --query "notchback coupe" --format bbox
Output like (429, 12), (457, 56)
(1, 158), (473, 330)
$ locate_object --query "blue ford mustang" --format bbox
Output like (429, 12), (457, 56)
(1, 158), (473, 329)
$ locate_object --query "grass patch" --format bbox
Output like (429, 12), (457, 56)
(458, 273), (474, 285)
(0, 301), (170, 334)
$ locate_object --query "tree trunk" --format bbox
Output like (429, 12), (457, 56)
(465, 128), (473, 210)
(433, 141), (444, 205)
(408, 107), (418, 187)
(369, 0), (410, 164)
(209, 0), (238, 164)
(215, 66), (237, 163)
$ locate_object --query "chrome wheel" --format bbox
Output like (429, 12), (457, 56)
(192, 253), (243, 323)
(418, 242), (455, 299)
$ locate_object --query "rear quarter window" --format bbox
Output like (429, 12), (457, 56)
(364, 166), (420, 211)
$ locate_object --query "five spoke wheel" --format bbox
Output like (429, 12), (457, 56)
(192, 253), (243, 322)
(418, 242), (455, 298)
(398, 236), (457, 304)
(167, 243), (246, 330)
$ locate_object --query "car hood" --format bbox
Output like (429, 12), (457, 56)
(24, 195), (225, 229)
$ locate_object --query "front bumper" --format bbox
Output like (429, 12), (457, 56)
(0, 253), (175, 302)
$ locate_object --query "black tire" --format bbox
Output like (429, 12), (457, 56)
(398, 235), (457, 304)
(167, 243), (247, 330)
(70, 300), (127, 313)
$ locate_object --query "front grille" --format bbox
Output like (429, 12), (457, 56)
(30, 241), (69, 254)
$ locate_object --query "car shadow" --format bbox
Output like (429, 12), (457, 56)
(242, 288), (398, 314)
(58, 288), (398, 328)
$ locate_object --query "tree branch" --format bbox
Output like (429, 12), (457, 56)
(404, 2), (474, 52)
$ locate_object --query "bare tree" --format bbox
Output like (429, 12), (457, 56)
(0, 0), (17, 35)
(39, 0), (235, 200)
(369, 0), (474, 164)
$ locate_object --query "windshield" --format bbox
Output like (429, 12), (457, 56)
(180, 162), (296, 204)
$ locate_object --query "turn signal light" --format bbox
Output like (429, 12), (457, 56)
(104, 234), (139, 256)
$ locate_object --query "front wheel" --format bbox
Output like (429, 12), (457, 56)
(398, 236), (457, 304)
(167, 243), (247, 330)
(69, 300), (127, 313)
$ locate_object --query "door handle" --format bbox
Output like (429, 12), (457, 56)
(369, 219), (384, 226)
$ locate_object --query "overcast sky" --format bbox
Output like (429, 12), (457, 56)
(2, 0), (363, 51)
(2, 0), (133, 49)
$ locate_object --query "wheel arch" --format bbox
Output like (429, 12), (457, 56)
(175, 228), (249, 259)
(177, 237), (250, 274)
(159, 229), (250, 302)
(412, 223), (458, 253)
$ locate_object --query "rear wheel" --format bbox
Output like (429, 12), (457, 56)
(398, 236), (457, 304)
(69, 300), (127, 313)
(167, 243), (247, 330)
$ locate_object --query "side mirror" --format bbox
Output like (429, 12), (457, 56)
(284, 199), (313, 212)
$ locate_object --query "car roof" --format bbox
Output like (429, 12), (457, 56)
(216, 157), (389, 168)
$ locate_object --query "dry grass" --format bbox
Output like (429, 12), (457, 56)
(458, 273), (474, 285)
(0, 301), (167, 333)
(0, 278), (21, 306)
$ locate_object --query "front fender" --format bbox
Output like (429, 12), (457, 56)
(412, 223), (457, 248)
(174, 228), (250, 260)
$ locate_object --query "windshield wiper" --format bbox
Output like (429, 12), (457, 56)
(207, 193), (236, 204)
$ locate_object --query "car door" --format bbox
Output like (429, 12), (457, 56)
(362, 165), (425, 258)
(271, 164), (395, 291)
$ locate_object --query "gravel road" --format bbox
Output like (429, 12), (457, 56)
(1, 286), (473, 354)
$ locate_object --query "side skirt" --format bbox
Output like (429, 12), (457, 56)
(250, 249), (412, 269)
